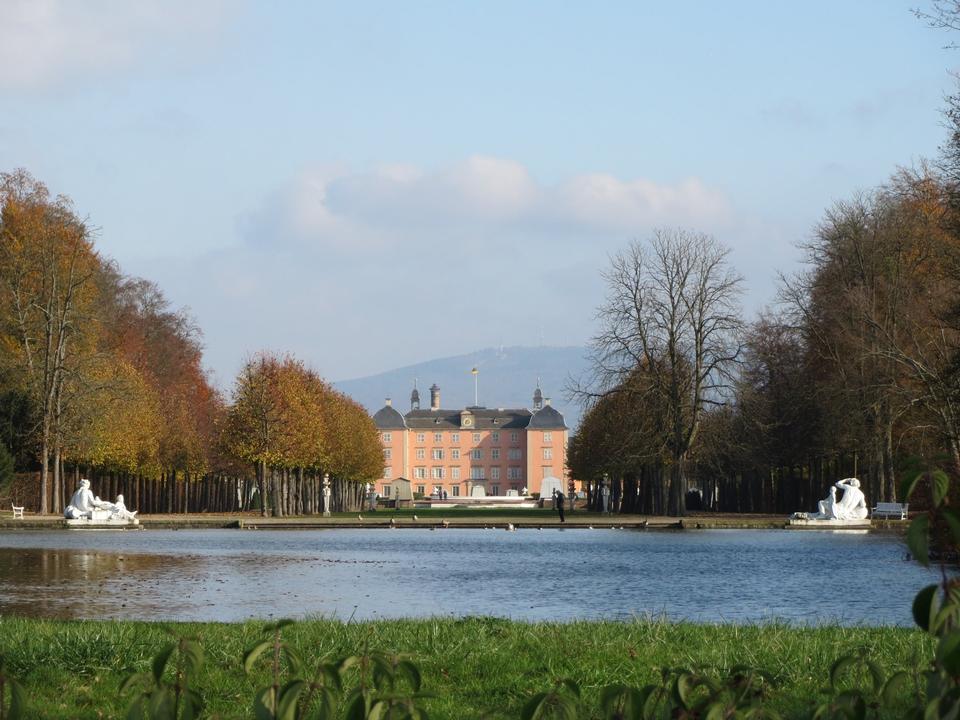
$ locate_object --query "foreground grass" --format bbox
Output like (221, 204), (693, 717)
(0, 616), (931, 719)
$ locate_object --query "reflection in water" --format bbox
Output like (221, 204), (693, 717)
(0, 529), (938, 625)
(0, 548), (199, 619)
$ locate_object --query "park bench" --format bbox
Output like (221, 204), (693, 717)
(871, 502), (908, 520)
(11, 505), (24, 519)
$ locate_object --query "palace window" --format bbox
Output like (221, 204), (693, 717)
(471, 449), (482, 460)
(432, 448), (444, 460)
(508, 467), (522, 480)
(508, 448), (521, 460)
(543, 432), (552, 442)
(451, 449), (460, 460)
(490, 467), (500, 480)
(383, 485), (391, 496)
(470, 467), (485, 480)
(382, 433), (392, 443)
(431, 467), (444, 479)
(416, 485), (425, 495)
(383, 448), (392, 460)
(491, 485), (500, 496)
(543, 448), (553, 460)
(452, 467), (461, 480)
(491, 448), (500, 460)
(416, 448), (425, 460)
(451, 433), (460, 443)
(473, 432), (481, 443)
(384, 467), (392, 479)
(434, 432), (443, 443)
(491, 432), (500, 443)
(414, 467), (426, 479)
(452, 485), (460, 496)
(510, 431), (519, 443)
(416, 433), (425, 443)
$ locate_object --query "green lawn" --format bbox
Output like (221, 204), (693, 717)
(0, 616), (931, 719)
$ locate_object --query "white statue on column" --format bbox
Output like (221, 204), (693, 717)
(792, 478), (868, 523)
(322, 474), (331, 517)
(366, 482), (377, 511)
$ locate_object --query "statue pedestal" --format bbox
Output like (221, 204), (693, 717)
(787, 517), (869, 529)
(66, 516), (139, 528)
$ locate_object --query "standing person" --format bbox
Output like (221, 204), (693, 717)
(556, 489), (566, 523)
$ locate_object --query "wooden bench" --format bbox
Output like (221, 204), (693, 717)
(872, 502), (908, 520)
(11, 505), (24, 519)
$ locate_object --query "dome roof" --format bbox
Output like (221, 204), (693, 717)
(372, 404), (406, 430)
(527, 404), (566, 430)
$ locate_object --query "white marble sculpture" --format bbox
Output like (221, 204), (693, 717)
(792, 478), (868, 524)
(322, 475), (332, 517)
(366, 482), (377, 511)
(64, 478), (106, 519)
(64, 479), (139, 526)
(109, 494), (138, 521)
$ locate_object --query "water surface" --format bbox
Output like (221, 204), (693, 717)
(0, 528), (932, 625)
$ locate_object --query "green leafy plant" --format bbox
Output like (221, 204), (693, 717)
(120, 635), (205, 720)
(811, 647), (914, 719)
(244, 619), (310, 720)
(0, 654), (25, 720)
(893, 462), (960, 718)
(523, 665), (779, 719)
(243, 620), (430, 720)
(340, 641), (431, 720)
(520, 677), (580, 720)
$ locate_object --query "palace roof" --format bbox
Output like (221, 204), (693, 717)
(527, 403), (567, 430)
(373, 403), (567, 431)
(371, 404), (406, 429)
(404, 408), (532, 430)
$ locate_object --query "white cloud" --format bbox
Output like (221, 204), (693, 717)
(249, 156), (733, 249)
(0, 0), (231, 90)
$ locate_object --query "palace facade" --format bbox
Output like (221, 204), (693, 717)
(372, 383), (568, 498)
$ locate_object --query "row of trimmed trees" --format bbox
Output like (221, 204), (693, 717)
(569, 169), (960, 516)
(0, 169), (381, 515)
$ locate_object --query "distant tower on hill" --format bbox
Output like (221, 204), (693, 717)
(410, 379), (420, 411)
(533, 378), (543, 410)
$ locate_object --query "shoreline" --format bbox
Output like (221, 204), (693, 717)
(0, 511), (909, 531)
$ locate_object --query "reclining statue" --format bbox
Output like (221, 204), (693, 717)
(64, 480), (138, 522)
(796, 478), (868, 521)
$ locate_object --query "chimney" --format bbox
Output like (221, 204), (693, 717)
(430, 384), (441, 411)
(385, 398), (392, 407)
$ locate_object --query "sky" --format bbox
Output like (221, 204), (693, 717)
(0, 0), (955, 388)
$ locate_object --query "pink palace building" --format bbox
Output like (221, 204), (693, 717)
(372, 383), (569, 499)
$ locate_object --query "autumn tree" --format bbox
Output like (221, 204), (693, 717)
(0, 169), (101, 513)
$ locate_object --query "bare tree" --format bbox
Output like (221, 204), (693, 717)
(584, 229), (743, 515)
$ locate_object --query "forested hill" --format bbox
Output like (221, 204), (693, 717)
(334, 346), (589, 429)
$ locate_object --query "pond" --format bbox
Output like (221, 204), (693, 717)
(0, 528), (934, 625)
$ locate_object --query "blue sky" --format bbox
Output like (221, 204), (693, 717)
(0, 1), (953, 385)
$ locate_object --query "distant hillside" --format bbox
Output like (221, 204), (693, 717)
(334, 346), (590, 429)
